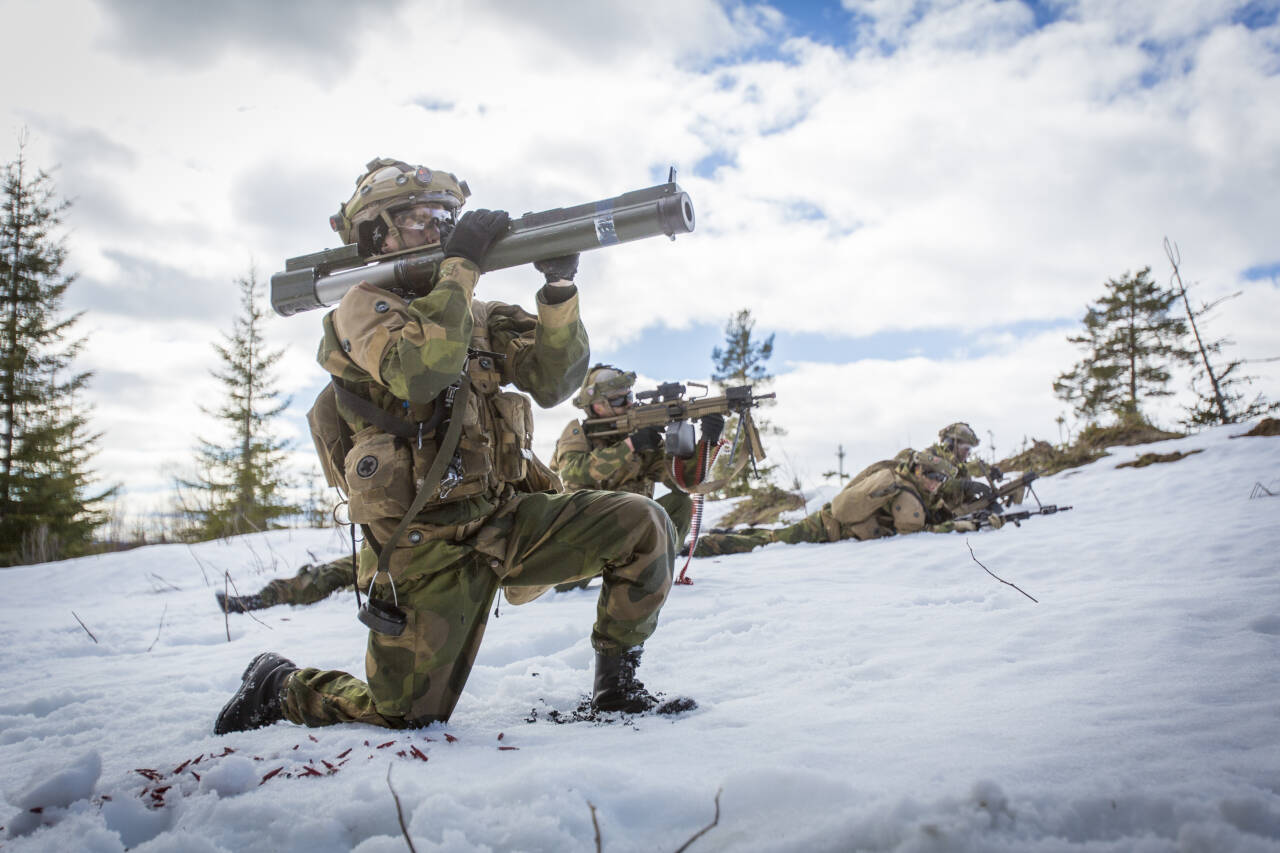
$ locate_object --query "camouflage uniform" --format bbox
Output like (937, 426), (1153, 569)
(550, 420), (694, 545)
(894, 422), (1009, 521)
(695, 453), (955, 556)
(255, 557), (352, 607)
(282, 258), (677, 729)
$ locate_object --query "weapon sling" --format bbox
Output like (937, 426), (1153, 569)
(335, 375), (471, 636)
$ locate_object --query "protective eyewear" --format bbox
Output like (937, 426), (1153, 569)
(607, 393), (633, 408)
(391, 205), (450, 232)
(923, 470), (949, 483)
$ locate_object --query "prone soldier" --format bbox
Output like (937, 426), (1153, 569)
(215, 157), (688, 735)
(695, 450), (959, 556)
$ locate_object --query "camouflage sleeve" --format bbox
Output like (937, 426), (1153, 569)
(329, 259), (477, 404)
(558, 440), (652, 491)
(487, 284), (590, 408)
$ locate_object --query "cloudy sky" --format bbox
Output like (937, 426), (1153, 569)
(3, 0), (1278, 518)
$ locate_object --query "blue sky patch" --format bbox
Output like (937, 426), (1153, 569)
(594, 316), (1075, 382)
(1243, 261), (1280, 282)
(1231, 1), (1280, 30)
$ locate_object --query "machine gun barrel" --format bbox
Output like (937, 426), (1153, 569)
(270, 181), (695, 316)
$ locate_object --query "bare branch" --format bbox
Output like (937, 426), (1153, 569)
(587, 801), (603, 853)
(223, 571), (273, 631)
(187, 545), (212, 586)
(147, 604), (168, 652)
(966, 541), (1038, 603)
(146, 572), (180, 592)
(386, 765), (418, 853)
(72, 611), (99, 644)
(673, 789), (723, 853)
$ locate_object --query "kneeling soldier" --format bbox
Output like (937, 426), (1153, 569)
(215, 158), (687, 735)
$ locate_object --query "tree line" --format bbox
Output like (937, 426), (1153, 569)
(4, 136), (1275, 566)
(1, 139), (309, 567)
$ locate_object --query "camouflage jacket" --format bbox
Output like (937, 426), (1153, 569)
(316, 257), (589, 545)
(824, 466), (933, 540)
(549, 420), (669, 497)
(894, 443), (991, 518)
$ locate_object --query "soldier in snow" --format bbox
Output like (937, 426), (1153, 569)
(215, 157), (688, 735)
(694, 449), (960, 556)
(547, 364), (723, 590)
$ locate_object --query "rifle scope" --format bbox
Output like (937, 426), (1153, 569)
(271, 181), (695, 316)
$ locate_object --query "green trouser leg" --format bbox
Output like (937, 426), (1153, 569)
(656, 490), (693, 546)
(261, 557), (354, 606)
(771, 510), (835, 544)
(555, 489), (690, 592)
(283, 489), (675, 729)
(499, 489), (676, 653)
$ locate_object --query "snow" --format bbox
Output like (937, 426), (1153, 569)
(2, 424), (1279, 852)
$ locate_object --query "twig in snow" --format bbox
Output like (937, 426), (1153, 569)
(673, 788), (723, 853)
(147, 604), (168, 652)
(1250, 481), (1276, 499)
(223, 571), (273, 631)
(72, 611), (99, 644)
(146, 572), (180, 592)
(587, 801), (602, 853)
(386, 765), (418, 853)
(222, 573), (231, 642)
(966, 540), (1038, 603)
(187, 545), (212, 586)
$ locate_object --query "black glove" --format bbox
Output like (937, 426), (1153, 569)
(443, 209), (510, 266)
(700, 413), (725, 446)
(988, 465), (1004, 482)
(628, 426), (662, 453)
(534, 253), (579, 283)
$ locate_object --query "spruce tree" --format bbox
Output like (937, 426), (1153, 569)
(1053, 267), (1194, 425)
(0, 137), (114, 566)
(175, 268), (298, 539)
(709, 308), (780, 494)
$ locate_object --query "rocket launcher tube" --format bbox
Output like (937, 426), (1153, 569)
(271, 181), (695, 316)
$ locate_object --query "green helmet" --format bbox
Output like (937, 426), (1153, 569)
(938, 421), (979, 450)
(330, 157), (471, 252)
(573, 364), (637, 410)
(909, 449), (958, 483)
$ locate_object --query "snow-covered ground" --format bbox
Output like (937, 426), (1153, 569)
(2, 424), (1279, 852)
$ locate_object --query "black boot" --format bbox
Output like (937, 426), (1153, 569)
(216, 590), (268, 612)
(592, 647), (659, 713)
(214, 652), (298, 735)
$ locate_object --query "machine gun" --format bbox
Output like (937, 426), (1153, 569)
(586, 381), (776, 586)
(951, 470), (1073, 528)
(582, 381), (775, 463)
(270, 175), (695, 316)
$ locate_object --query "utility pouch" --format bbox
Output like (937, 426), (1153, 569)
(491, 391), (533, 484)
(345, 427), (414, 522)
(308, 384), (352, 494)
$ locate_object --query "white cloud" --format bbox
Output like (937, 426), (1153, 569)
(2, 0), (1277, 510)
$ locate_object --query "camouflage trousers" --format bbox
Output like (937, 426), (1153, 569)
(693, 505), (841, 556)
(282, 489), (676, 729)
(258, 557), (352, 606)
(554, 490), (691, 591)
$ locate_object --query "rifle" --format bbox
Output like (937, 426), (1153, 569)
(951, 470), (1073, 528)
(582, 381), (775, 463)
(961, 503), (1073, 529)
(950, 471), (1040, 519)
(270, 176), (695, 316)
